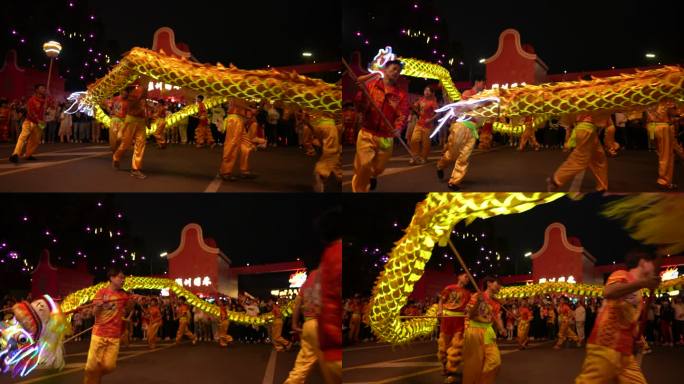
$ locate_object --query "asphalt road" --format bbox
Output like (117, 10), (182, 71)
(0, 143), (340, 192)
(0, 339), (324, 384)
(343, 339), (683, 384)
(342, 144), (683, 192)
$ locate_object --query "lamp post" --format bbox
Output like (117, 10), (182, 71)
(42, 41), (62, 93)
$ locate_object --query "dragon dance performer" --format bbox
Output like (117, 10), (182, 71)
(603, 115), (620, 157)
(219, 100), (258, 181)
(518, 116), (541, 152)
(271, 299), (292, 352)
(438, 273), (471, 384)
(348, 296), (362, 344)
(108, 89), (128, 152)
(462, 276), (506, 384)
(547, 111), (609, 192)
(9, 84), (47, 164)
(284, 269), (321, 384)
(217, 301), (233, 347)
(646, 99), (680, 190)
(84, 267), (133, 384)
(174, 296), (197, 345)
(352, 60), (409, 192)
(575, 249), (660, 384)
(554, 297), (581, 349)
(146, 298), (162, 349)
(436, 80), (485, 191)
(152, 100), (168, 149)
(311, 114), (342, 192)
(194, 95), (215, 149)
(409, 85), (439, 165)
(517, 299), (532, 350)
(112, 81), (149, 179)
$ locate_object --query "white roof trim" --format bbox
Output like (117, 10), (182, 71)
(152, 27), (191, 58)
(485, 29), (538, 64)
(0, 50), (25, 73)
(530, 222), (585, 259)
(167, 223), (220, 259)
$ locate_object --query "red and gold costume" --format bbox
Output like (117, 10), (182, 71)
(194, 100), (214, 147)
(462, 292), (501, 384)
(217, 305), (233, 347)
(602, 116), (620, 156)
(12, 93), (46, 159)
(152, 103), (167, 148)
(410, 96), (438, 162)
(219, 104), (254, 178)
(437, 90), (480, 188)
(517, 305), (532, 348)
(555, 302), (580, 348)
(343, 108), (359, 145)
(146, 304), (162, 349)
(552, 114), (609, 191)
(575, 270), (646, 384)
(318, 239), (342, 383)
(109, 95), (128, 152)
(174, 303), (197, 344)
(284, 270), (321, 384)
(478, 121), (494, 150)
(271, 302), (291, 351)
(352, 77), (409, 192)
(113, 86), (148, 172)
(84, 286), (130, 384)
(646, 101), (681, 188)
(438, 284), (471, 378)
(311, 115), (342, 192)
(518, 116), (540, 151)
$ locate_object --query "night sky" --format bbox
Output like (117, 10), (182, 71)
(89, 0), (341, 68)
(344, 0), (683, 74)
(343, 193), (648, 296)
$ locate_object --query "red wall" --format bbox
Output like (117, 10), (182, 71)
(167, 224), (221, 296)
(0, 50), (67, 102)
(531, 224), (586, 282)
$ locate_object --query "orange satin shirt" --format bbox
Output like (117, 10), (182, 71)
(92, 287), (130, 338)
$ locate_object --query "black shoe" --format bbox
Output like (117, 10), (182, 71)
(447, 183), (460, 191)
(26, 156), (37, 161)
(437, 168), (444, 180)
(240, 173), (258, 180)
(9, 154), (19, 163)
(130, 170), (147, 180)
(112, 160), (120, 170)
(221, 174), (238, 182)
(546, 177), (559, 192)
(369, 177), (378, 191)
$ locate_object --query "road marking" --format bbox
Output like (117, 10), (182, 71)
(0, 146), (111, 177)
(344, 353), (435, 371)
(15, 343), (174, 384)
(261, 349), (278, 384)
(204, 175), (223, 193)
(569, 170), (586, 192)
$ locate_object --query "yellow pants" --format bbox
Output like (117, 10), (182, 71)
(284, 319), (319, 384)
(352, 129), (394, 192)
(553, 128), (608, 191)
(556, 320), (580, 347)
(438, 331), (464, 375)
(175, 317), (196, 343)
(147, 321), (161, 348)
(195, 121), (214, 147)
(272, 318), (290, 351)
(462, 326), (500, 384)
(113, 116), (147, 171)
(604, 125), (620, 156)
(302, 124), (316, 156)
(109, 118), (124, 152)
(12, 120), (41, 158)
(349, 314), (361, 343)
(219, 115), (251, 176)
(153, 118), (166, 146)
(84, 334), (120, 384)
(517, 320), (530, 347)
(437, 122), (477, 186)
(312, 119), (342, 188)
(518, 126), (540, 151)
(410, 126), (431, 161)
(218, 319), (233, 347)
(575, 344), (646, 384)
(318, 360), (342, 384)
(651, 123), (675, 187)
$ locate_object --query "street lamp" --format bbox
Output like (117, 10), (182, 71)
(43, 41), (62, 92)
(160, 251), (168, 258)
(645, 53), (656, 59)
(302, 52), (313, 57)
(478, 58), (486, 64)
(524, 252), (532, 257)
